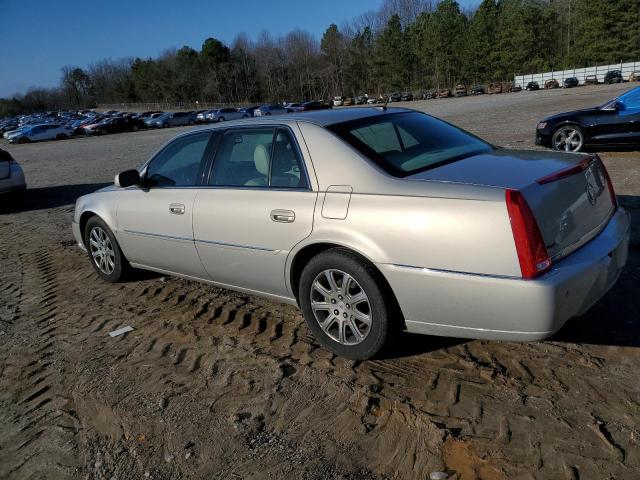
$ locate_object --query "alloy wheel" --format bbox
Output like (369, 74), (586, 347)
(89, 226), (115, 275)
(553, 126), (583, 152)
(310, 269), (372, 345)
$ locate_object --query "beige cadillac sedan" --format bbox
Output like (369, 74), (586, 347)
(72, 108), (630, 359)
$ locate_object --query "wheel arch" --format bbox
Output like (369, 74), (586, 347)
(288, 242), (406, 329)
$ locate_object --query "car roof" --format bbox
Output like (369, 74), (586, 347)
(283, 107), (412, 126)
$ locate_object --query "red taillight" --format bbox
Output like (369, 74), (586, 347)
(505, 189), (551, 279)
(598, 158), (618, 210)
(536, 156), (591, 184)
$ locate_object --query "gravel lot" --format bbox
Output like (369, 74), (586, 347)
(1, 83), (639, 480)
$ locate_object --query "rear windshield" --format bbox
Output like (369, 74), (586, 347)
(328, 111), (492, 177)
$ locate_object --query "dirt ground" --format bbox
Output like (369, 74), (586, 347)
(1, 83), (639, 480)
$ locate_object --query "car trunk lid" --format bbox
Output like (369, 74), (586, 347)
(408, 149), (616, 263)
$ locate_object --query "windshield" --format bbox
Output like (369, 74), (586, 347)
(328, 111), (492, 177)
(601, 86), (640, 110)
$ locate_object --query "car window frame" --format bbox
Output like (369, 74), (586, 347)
(139, 131), (219, 190)
(204, 124), (312, 192)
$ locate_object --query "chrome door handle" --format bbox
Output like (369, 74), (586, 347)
(169, 203), (185, 215)
(270, 209), (295, 223)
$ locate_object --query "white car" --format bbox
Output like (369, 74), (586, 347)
(333, 96), (344, 106)
(8, 123), (74, 143)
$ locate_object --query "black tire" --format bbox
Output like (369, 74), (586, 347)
(299, 248), (393, 360)
(163, 123), (169, 128)
(18, 137), (30, 143)
(219, 116), (225, 122)
(56, 133), (67, 140)
(188, 119), (195, 125)
(84, 216), (130, 283)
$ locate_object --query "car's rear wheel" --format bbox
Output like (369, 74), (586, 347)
(552, 124), (584, 152)
(84, 217), (129, 283)
(299, 249), (392, 360)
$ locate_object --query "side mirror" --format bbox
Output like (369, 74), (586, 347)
(115, 169), (141, 188)
(615, 101), (625, 111)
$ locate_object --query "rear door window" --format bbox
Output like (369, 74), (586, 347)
(209, 128), (308, 188)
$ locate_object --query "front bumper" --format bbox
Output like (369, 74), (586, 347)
(380, 208), (630, 341)
(535, 129), (552, 147)
(72, 219), (86, 252)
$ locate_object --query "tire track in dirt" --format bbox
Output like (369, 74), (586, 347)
(1, 210), (639, 479)
(0, 242), (82, 480)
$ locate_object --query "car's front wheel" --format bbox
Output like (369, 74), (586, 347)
(84, 216), (129, 283)
(299, 249), (392, 360)
(552, 124), (584, 152)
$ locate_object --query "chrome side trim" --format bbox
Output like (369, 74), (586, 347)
(123, 229), (275, 252)
(123, 229), (192, 242)
(194, 238), (274, 252)
(390, 263), (521, 280)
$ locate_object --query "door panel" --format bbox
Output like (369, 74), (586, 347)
(193, 189), (317, 297)
(115, 130), (214, 278)
(117, 188), (206, 278)
(594, 110), (637, 144)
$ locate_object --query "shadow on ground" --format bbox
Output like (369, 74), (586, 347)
(0, 183), (110, 214)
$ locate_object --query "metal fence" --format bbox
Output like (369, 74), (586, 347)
(514, 61), (640, 88)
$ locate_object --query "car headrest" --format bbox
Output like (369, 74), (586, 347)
(253, 144), (270, 176)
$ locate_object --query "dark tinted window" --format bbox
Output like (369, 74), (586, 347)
(328, 112), (491, 177)
(146, 132), (211, 187)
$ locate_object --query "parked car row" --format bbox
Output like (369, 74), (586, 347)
(523, 70), (640, 92)
(0, 104), (299, 144)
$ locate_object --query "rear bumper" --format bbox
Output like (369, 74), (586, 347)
(380, 208), (630, 341)
(0, 164), (26, 193)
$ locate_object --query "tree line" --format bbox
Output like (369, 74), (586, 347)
(2, 0), (639, 116)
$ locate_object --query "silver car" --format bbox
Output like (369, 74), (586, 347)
(205, 108), (244, 123)
(72, 108), (630, 359)
(254, 104), (287, 116)
(0, 148), (26, 195)
(7, 123), (74, 143)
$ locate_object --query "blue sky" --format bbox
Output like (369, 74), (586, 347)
(0, 0), (479, 97)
